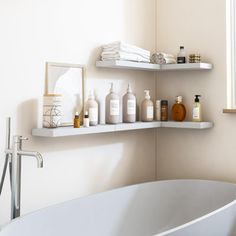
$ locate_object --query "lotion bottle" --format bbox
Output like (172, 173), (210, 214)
(141, 90), (154, 122)
(106, 83), (120, 124)
(192, 95), (202, 122)
(85, 90), (98, 126)
(123, 84), (136, 123)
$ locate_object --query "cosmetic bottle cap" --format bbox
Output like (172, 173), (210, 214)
(161, 100), (168, 106)
(176, 96), (183, 103)
(75, 112), (80, 118)
(144, 90), (150, 100)
(84, 111), (89, 118)
(194, 95), (201, 103)
(88, 90), (95, 100)
(127, 84), (132, 93)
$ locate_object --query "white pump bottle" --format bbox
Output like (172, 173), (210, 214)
(106, 83), (120, 124)
(141, 90), (154, 122)
(85, 90), (98, 126)
(123, 84), (136, 123)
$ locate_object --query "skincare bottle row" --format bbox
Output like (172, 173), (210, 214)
(74, 84), (204, 128)
(155, 95), (202, 122)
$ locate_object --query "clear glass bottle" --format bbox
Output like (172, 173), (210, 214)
(172, 96), (186, 121)
(177, 46), (186, 64)
(192, 95), (202, 122)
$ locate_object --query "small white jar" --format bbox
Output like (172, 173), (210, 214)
(43, 94), (62, 128)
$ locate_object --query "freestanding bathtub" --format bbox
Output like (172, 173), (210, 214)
(1, 180), (236, 236)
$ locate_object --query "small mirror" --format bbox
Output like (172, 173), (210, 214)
(45, 62), (85, 126)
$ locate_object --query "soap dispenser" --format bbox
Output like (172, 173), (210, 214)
(172, 96), (186, 121)
(85, 90), (98, 126)
(106, 83), (120, 124)
(141, 90), (154, 122)
(192, 95), (202, 122)
(123, 84), (136, 123)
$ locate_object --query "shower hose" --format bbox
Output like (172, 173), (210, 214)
(0, 154), (10, 196)
(0, 117), (11, 196)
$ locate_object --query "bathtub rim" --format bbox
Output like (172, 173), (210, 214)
(155, 180), (236, 235)
(1, 179), (236, 234)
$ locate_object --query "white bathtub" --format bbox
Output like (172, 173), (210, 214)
(1, 180), (236, 236)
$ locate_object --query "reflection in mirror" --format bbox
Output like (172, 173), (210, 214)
(45, 62), (85, 126)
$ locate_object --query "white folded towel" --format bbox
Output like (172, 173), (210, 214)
(102, 41), (150, 58)
(151, 53), (176, 64)
(101, 51), (150, 63)
(156, 53), (175, 60)
(102, 51), (150, 60)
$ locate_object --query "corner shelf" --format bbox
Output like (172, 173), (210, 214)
(96, 60), (213, 71)
(32, 121), (213, 138)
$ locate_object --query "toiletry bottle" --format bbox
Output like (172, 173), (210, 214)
(155, 100), (161, 121)
(85, 90), (98, 126)
(123, 84), (136, 123)
(74, 112), (80, 128)
(83, 111), (90, 128)
(192, 95), (202, 122)
(161, 100), (168, 121)
(172, 96), (186, 121)
(177, 46), (186, 64)
(106, 83), (120, 124)
(141, 90), (154, 122)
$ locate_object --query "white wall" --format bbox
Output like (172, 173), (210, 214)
(0, 0), (156, 225)
(156, 0), (236, 182)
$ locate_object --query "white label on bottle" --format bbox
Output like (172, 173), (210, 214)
(110, 100), (119, 116)
(147, 106), (154, 119)
(193, 107), (200, 119)
(155, 101), (161, 121)
(127, 100), (136, 115)
(89, 107), (98, 122)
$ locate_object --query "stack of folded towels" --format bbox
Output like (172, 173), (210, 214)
(151, 53), (176, 64)
(101, 41), (150, 63)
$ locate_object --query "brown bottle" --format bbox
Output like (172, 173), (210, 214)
(74, 112), (81, 128)
(172, 96), (186, 121)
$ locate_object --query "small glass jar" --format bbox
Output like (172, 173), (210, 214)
(161, 100), (168, 121)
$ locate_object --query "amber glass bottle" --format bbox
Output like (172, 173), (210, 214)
(172, 96), (186, 121)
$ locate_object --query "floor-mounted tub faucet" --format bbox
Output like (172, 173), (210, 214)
(1, 118), (43, 220)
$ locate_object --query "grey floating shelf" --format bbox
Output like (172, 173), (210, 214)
(32, 121), (213, 138)
(96, 60), (213, 71)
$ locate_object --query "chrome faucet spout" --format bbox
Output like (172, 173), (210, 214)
(4, 134), (44, 219)
(18, 151), (43, 168)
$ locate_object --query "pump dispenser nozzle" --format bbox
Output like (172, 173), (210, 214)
(194, 95), (201, 102)
(110, 83), (114, 93)
(127, 84), (132, 93)
(88, 90), (95, 100)
(144, 90), (150, 100)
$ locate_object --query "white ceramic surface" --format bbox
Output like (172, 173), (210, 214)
(1, 180), (236, 236)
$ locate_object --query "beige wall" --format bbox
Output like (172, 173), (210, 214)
(0, 0), (156, 225)
(156, 0), (236, 181)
